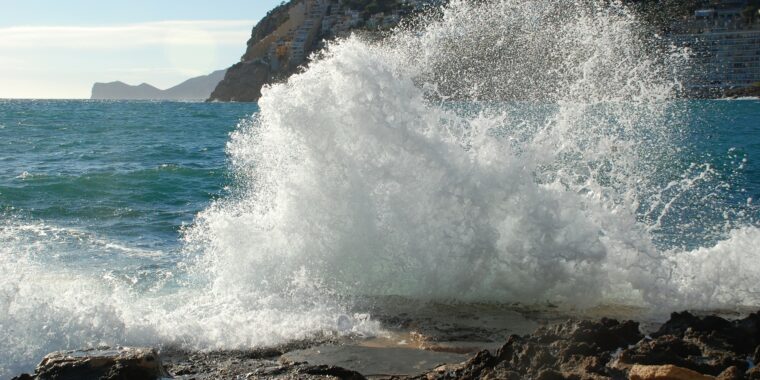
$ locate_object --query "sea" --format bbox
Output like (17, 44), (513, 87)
(2, 1), (760, 377)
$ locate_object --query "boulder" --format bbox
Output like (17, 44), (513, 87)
(33, 347), (167, 380)
(654, 311), (760, 355)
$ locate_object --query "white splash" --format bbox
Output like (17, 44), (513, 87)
(2, 0), (759, 377)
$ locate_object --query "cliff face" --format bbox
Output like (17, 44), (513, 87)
(209, 0), (420, 102)
(92, 70), (226, 100)
(209, 0), (314, 102)
(208, 62), (272, 102)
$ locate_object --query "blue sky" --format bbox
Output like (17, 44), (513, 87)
(0, 0), (284, 98)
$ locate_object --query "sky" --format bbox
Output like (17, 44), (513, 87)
(0, 0), (284, 98)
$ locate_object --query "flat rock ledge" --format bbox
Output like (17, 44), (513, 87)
(13, 311), (760, 380)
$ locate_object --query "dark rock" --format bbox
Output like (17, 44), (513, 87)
(724, 85), (760, 98)
(654, 311), (732, 337)
(532, 318), (643, 351)
(654, 311), (760, 356)
(747, 366), (760, 380)
(411, 311), (760, 380)
(616, 333), (751, 376)
(159, 346), (375, 379)
(617, 335), (701, 365)
(409, 318), (640, 379)
(299, 364), (367, 379)
(33, 347), (167, 380)
(208, 61), (272, 102)
(536, 369), (568, 380)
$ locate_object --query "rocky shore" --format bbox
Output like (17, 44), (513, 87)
(724, 85), (760, 99)
(12, 309), (760, 380)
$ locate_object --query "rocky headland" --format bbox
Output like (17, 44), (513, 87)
(724, 84), (760, 99)
(13, 309), (760, 380)
(208, 0), (430, 102)
(207, 0), (760, 102)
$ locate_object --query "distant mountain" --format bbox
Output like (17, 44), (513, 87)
(91, 69), (226, 100)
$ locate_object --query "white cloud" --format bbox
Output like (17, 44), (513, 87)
(0, 20), (255, 98)
(0, 20), (255, 49)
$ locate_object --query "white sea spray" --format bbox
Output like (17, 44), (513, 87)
(2, 1), (760, 377)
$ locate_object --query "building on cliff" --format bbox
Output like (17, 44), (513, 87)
(669, 0), (760, 95)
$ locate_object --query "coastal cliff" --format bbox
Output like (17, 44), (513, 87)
(210, 0), (760, 102)
(208, 0), (427, 102)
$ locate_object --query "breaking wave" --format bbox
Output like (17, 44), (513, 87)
(2, 0), (759, 377)
(187, 0), (759, 307)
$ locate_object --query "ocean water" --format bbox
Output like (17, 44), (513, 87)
(0, 100), (253, 255)
(2, 0), (760, 377)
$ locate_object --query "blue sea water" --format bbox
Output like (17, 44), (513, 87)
(0, 100), (257, 283)
(4, 99), (757, 262)
(0, 98), (759, 377)
(0, 98), (758, 275)
(0, 97), (756, 290)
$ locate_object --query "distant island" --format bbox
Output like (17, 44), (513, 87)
(91, 69), (226, 100)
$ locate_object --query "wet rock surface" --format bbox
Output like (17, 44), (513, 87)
(14, 347), (166, 380)
(160, 347), (366, 380)
(13, 310), (760, 380)
(611, 311), (760, 378)
(407, 311), (760, 380)
(404, 318), (644, 380)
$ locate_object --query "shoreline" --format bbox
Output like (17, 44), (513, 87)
(12, 307), (760, 380)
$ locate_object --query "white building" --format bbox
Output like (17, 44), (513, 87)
(288, 0), (330, 67)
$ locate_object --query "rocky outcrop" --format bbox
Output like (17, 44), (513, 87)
(207, 61), (273, 102)
(724, 85), (760, 98)
(91, 69), (226, 100)
(612, 311), (760, 377)
(411, 311), (760, 380)
(14, 346), (367, 380)
(410, 318), (644, 379)
(208, 0), (418, 102)
(208, 0), (306, 102)
(13, 347), (167, 380)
